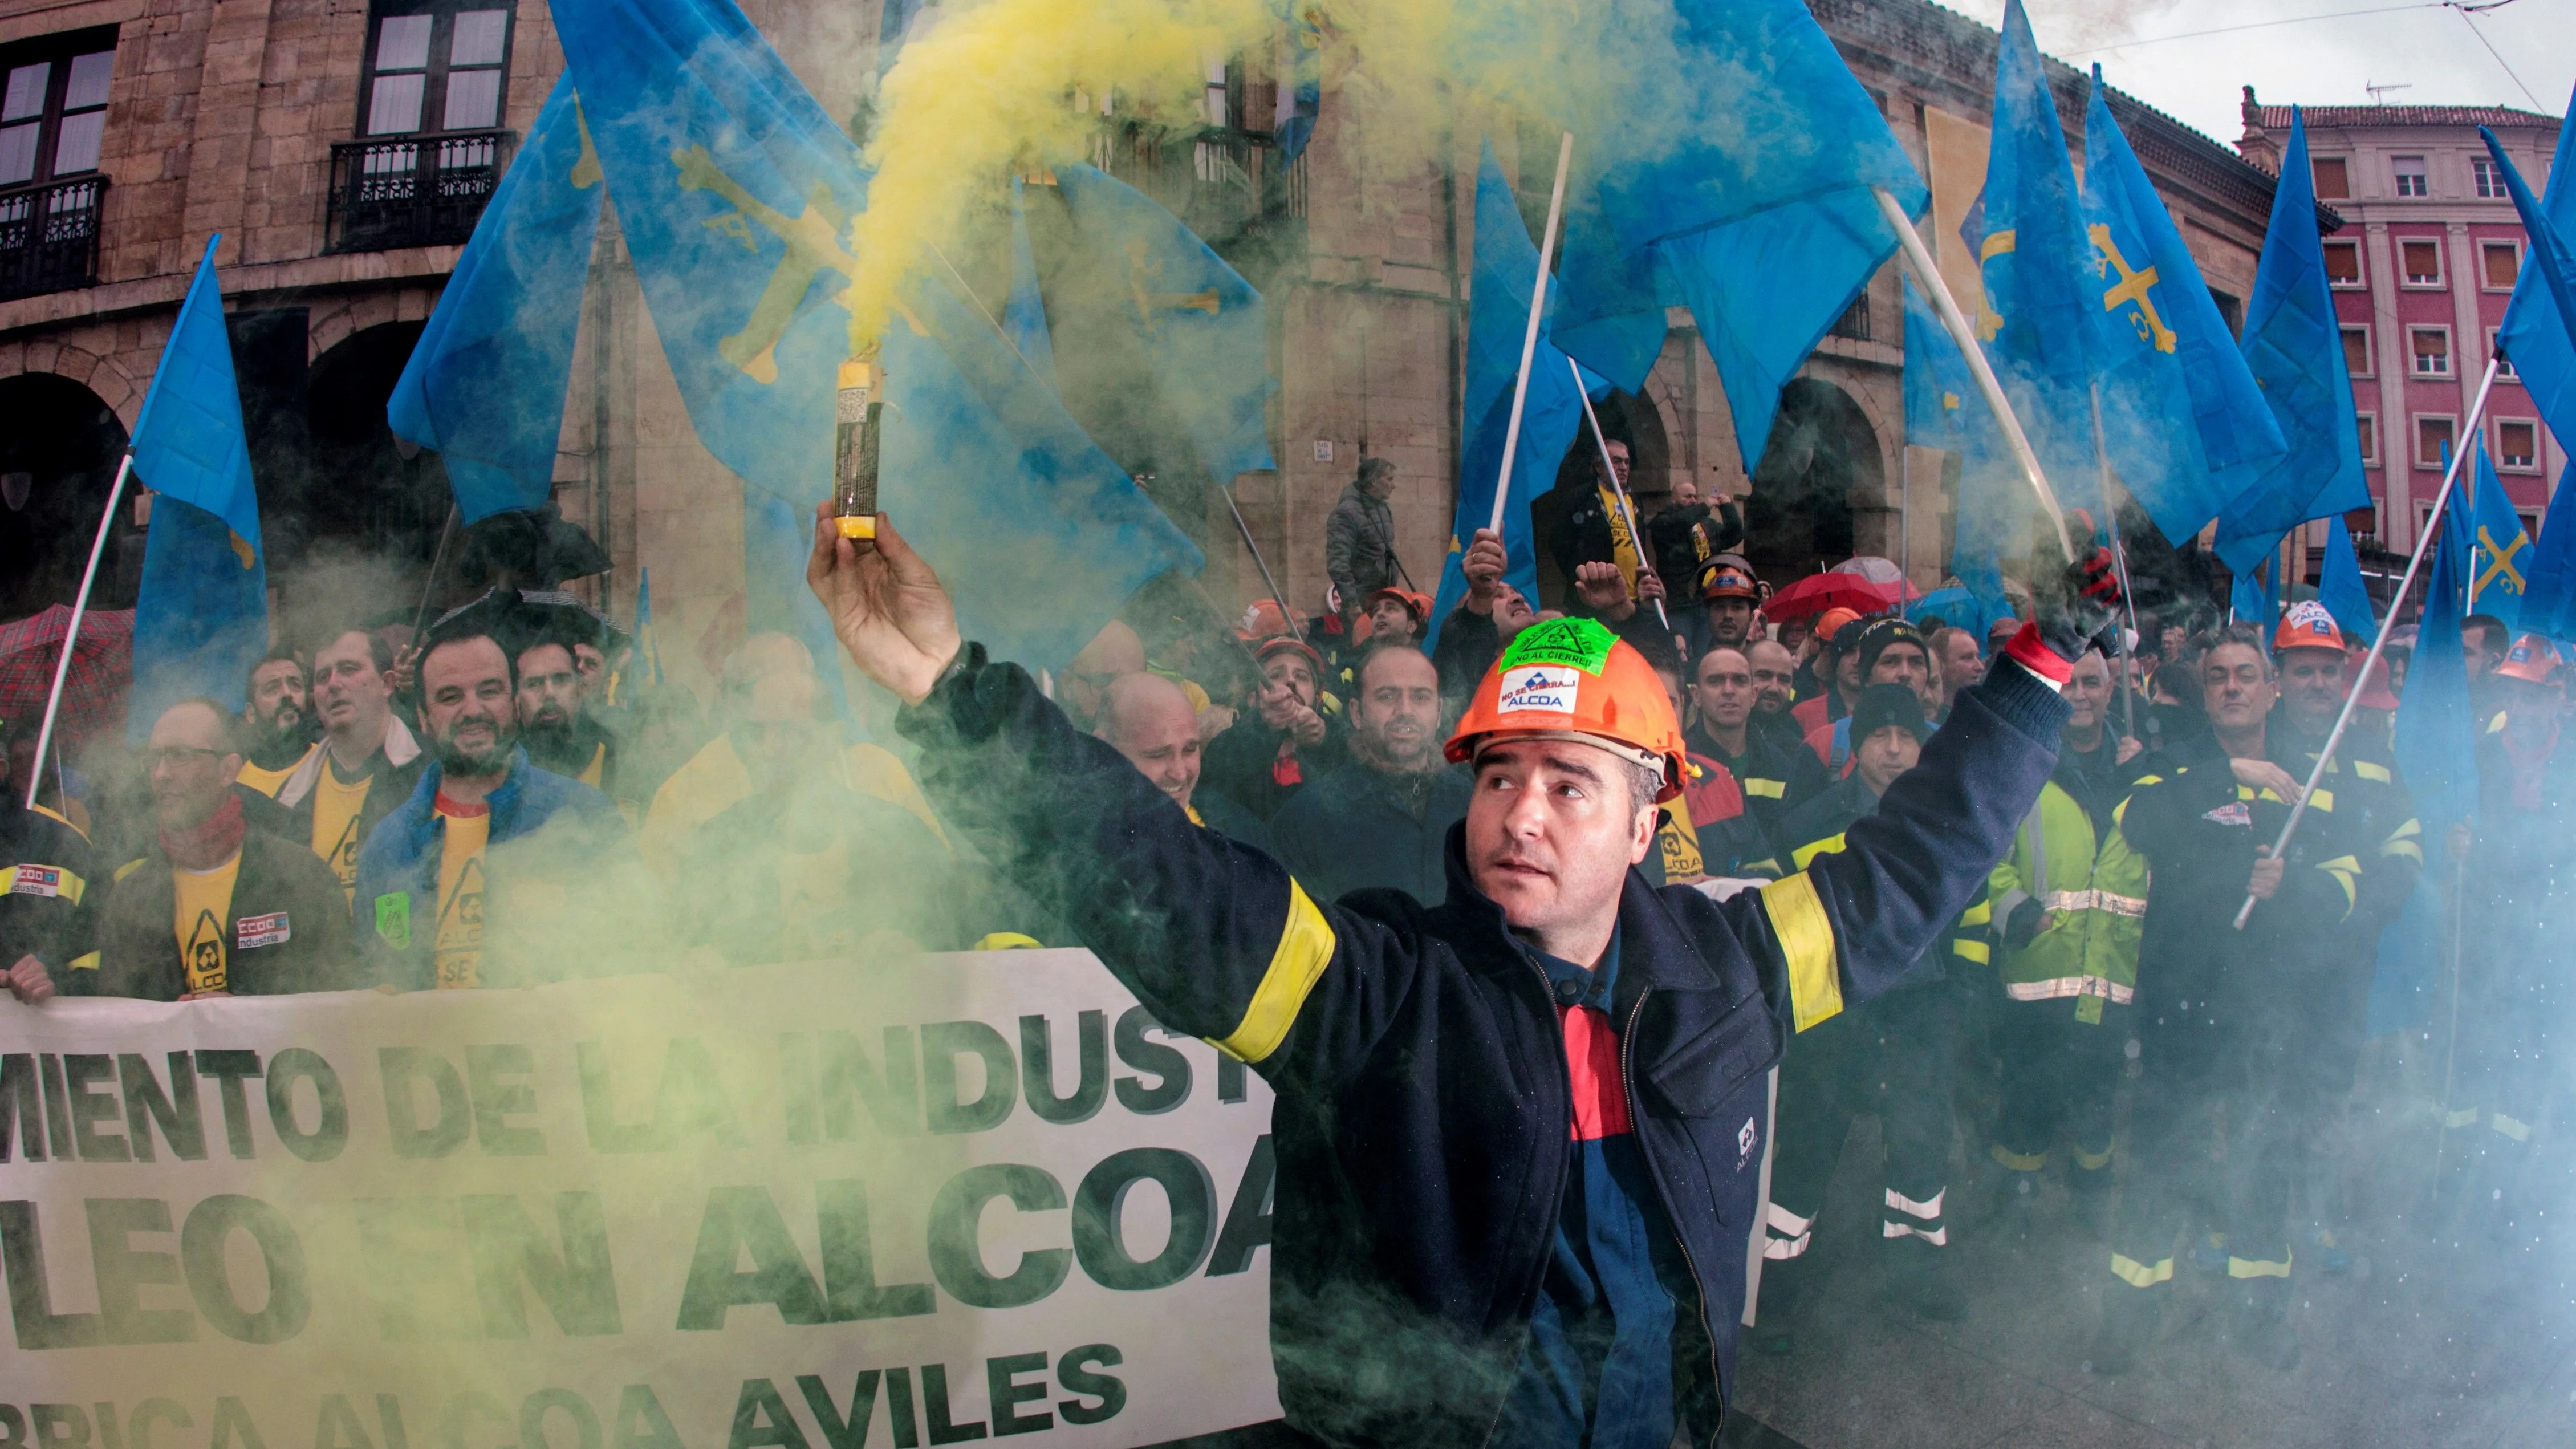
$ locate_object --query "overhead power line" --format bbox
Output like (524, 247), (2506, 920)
(2061, 0), (2524, 59)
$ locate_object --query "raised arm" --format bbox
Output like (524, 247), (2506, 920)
(1739, 657), (2067, 1030)
(810, 507), (1424, 1093)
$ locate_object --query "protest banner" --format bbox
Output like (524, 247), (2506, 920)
(0, 951), (1281, 1448)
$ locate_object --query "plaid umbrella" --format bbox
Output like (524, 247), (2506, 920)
(0, 605), (134, 746)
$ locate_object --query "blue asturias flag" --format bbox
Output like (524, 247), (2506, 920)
(1425, 141), (1592, 651)
(387, 77), (604, 523)
(548, 0), (1199, 672)
(2468, 439), (2529, 628)
(128, 236), (269, 737)
(2318, 513), (2377, 648)
(2230, 553), (2279, 642)
(2488, 117), (2576, 450)
(1054, 163), (1277, 482)
(2212, 110), (2370, 573)
(1547, 0), (1927, 473)
(2372, 458), (2478, 1033)
(1903, 276), (2013, 630)
(1005, 177), (1058, 392)
(1965, 0), (2104, 521)
(2518, 461), (2576, 641)
(2080, 69), (2286, 542)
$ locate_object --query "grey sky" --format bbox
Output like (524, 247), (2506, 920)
(1941, 0), (2574, 148)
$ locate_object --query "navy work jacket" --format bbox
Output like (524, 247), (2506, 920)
(899, 648), (2066, 1447)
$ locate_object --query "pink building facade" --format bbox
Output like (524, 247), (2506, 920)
(2239, 91), (2561, 562)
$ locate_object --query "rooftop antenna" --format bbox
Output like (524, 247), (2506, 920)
(2365, 80), (2414, 104)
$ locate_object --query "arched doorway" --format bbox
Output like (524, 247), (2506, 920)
(282, 322), (456, 636)
(0, 372), (135, 620)
(1742, 378), (1882, 582)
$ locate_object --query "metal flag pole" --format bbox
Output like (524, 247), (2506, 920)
(1872, 186), (2076, 564)
(26, 450), (135, 810)
(1489, 132), (1574, 537)
(1570, 356), (1670, 632)
(2089, 383), (2143, 741)
(2231, 355), (2503, 930)
(409, 503), (461, 642)
(1214, 480), (1306, 645)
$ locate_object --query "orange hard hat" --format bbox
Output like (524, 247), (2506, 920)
(2496, 633), (2563, 685)
(1444, 617), (1688, 802)
(2274, 601), (2346, 654)
(1237, 598), (1294, 642)
(1813, 607), (1863, 646)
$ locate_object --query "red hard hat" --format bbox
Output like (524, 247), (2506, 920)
(1444, 618), (1688, 802)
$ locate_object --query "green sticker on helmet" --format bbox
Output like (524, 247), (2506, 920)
(1498, 616), (1618, 675)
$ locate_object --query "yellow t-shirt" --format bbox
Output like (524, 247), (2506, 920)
(311, 763), (373, 905)
(1656, 789), (1705, 885)
(639, 736), (945, 883)
(173, 854), (243, 995)
(235, 744), (316, 799)
(433, 801), (490, 990)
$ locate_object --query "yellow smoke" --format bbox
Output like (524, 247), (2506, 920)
(844, 0), (1270, 348)
(838, 0), (1651, 352)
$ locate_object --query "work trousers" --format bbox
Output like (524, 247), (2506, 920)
(2110, 1007), (2332, 1290)
(1990, 999), (2127, 1180)
(1761, 980), (1960, 1271)
(2448, 936), (2571, 1212)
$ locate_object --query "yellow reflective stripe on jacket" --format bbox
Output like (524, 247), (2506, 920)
(1789, 833), (1847, 871)
(2354, 760), (2392, 783)
(2110, 1253), (2175, 1288)
(1960, 898), (1992, 927)
(2228, 1253), (2293, 1280)
(68, 952), (99, 973)
(2318, 854), (2360, 916)
(2382, 817), (2423, 863)
(1953, 938), (1990, 964)
(115, 858), (148, 884)
(1213, 879), (1338, 1065)
(1744, 778), (1787, 799)
(1761, 873), (1842, 1032)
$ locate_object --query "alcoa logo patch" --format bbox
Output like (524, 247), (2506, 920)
(1497, 664), (1582, 717)
(2202, 801), (2253, 827)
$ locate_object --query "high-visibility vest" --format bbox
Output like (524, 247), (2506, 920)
(1986, 780), (2148, 1013)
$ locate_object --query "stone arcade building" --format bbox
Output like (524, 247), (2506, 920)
(0, 0), (2298, 701)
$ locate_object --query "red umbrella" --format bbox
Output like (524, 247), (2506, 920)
(0, 605), (133, 746)
(1760, 572), (1908, 622)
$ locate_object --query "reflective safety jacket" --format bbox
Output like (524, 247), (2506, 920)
(897, 646), (2068, 1447)
(1988, 749), (2150, 1012)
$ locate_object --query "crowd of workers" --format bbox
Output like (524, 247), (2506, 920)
(0, 442), (2565, 1439)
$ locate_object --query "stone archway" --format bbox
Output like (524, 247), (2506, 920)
(1529, 385), (1675, 607)
(0, 371), (135, 619)
(273, 321), (455, 638)
(1742, 378), (1884, 582)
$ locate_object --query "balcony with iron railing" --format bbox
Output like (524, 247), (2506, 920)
(0, 174), (107, 302)
(327, 129), (513, 253)
(1827, 291), (1871, 342)
(1091, 120), (1306, 269)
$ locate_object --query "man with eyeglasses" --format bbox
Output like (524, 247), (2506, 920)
(90, 699), (353, 1001)
(276, 626), (424, 908)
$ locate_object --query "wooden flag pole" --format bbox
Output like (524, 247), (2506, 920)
(27, 450), (133, 809)
(2229, 355), (2502, 930)
(1489, 132), (1574, 538)
(1872, 187), (2075, 563)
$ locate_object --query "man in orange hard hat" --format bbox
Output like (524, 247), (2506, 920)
(808, 502), (2118, 1448)
(2095, 606), (2419, 1373)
